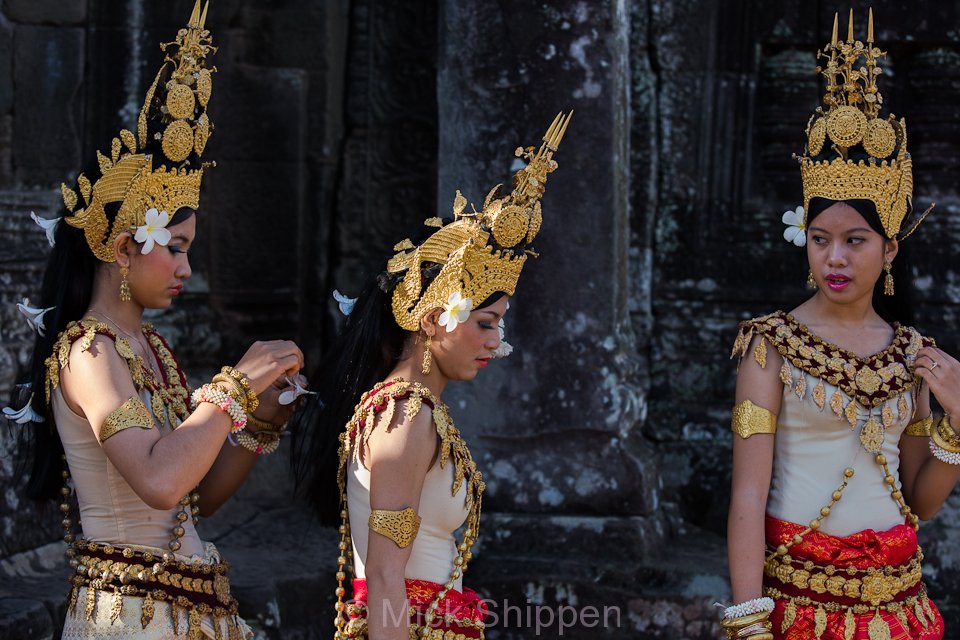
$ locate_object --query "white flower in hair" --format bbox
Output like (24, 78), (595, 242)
(3, 393), (44, 424)
(492, 318), (513, 358)
(30, 211), (60, 247)
(134, 208), (172, 254)
(438, 291), (472, 332)
(333, 289), (357, 316)
(17, 298), (55, 336)
(782, 206), (806, 247)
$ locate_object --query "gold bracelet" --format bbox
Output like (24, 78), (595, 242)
(932, 415), (960, 454)
(235, 427), (281, 455)
(247, 412), (283, 433)
(212, 373), (249, 414)
(368, 507), (421, 548)
(220, 366), (259, 413)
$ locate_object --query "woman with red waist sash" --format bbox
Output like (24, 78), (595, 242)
(723, 11), (960, 640)
(291, 113), (571, 639)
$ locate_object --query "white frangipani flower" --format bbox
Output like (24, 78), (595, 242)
(492, 317), (513, 358)
(332, 289), (358, 316)
(134, 208), (172, 254)
(278, 376), (318, 406)
(17, 298), (56, 336)
(438, 291), (472, 332)
(30, 211), (60, 247)
(782, 206), (807, 247)
(3, 394), (44, 424)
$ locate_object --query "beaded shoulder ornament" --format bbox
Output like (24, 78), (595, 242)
(798, 9), (932, 240)
(387, 112), (571, 331)
(45, 318), (191, 428)
(732, 311), (934, 453)
(59, 0), (217, 262)
(334, 378), (485, 638)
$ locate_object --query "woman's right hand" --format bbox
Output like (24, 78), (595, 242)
(233, 340), (305, 394)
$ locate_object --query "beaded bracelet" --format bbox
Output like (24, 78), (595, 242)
(929, 438), (960, 465)
(722, 597), (775, 619)
(190, 383), (247, 433)
(211, 373), (250, 415)
(235, 428), (281, 455)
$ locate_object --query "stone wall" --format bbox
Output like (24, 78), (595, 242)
(3, 1), (960, 639)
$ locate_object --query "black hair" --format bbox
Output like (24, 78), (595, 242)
(290, 257), (505, 526)
(806, 197), (914, 326)
(15, 204), (195, 500)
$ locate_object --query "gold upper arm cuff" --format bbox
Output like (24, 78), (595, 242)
(904, 414), (933, 437)
(368, 507), (421, 548)
(732, 399), (777, 439)
(100, 396), (154, 443)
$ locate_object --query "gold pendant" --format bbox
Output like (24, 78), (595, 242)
(915, 600), (929, 629)
(813, 380), (826, 410)
(860, 417), (885, 453)
(814, 604), (828, 638)
(845, 400), (859, 428)
(844, 608), (856, 640)
(754, 338), (767, 368)
(110, 588), (123, 624)
(85, 585), (97, 621)
(780, 362), (793, 385)
(867, 610), (892, 640)
(782, 598), (797, 633)
(141, 592), (155, 628)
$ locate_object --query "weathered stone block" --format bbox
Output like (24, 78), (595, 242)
(2, 0), (86, 26)
(12, 26), (83, 186)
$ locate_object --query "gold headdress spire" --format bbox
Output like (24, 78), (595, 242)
(61, 0), (217, 262)
(799, 8), (922, 239)
(387, 112), (572, 331)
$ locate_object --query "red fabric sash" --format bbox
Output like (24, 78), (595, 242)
(765, 515), (944, 639)
(349, 578), (487, 638)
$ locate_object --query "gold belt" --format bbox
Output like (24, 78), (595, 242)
(763, 551), (922, 607)
(67, 539), (242, 640)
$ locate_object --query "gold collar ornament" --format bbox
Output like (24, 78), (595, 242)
(387, 111), (572, 331)
(798, 9), (931, 240)
(60, 0), (217, 262)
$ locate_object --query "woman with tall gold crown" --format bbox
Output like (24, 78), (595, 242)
(723, 10), (958, 640)
(291, 112), (570, 640)
(5, 2), (305, 638)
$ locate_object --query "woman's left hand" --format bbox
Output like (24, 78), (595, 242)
(250, 374), (309, 428)
(916, 347), (960, 417)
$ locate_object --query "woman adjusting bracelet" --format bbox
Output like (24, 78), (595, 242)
(6, 3), (305, 638)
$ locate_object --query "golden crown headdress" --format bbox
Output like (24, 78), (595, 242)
(799, 9), (928, 239)
(60, 0), (216, 262)
(387, 111), (572, 331)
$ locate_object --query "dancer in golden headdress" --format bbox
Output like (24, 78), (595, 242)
(292, 112), (571, 639)
(5, 3), (305, 638)
(722, 10), (959, 640)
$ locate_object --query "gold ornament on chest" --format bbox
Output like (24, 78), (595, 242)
(855, 367), (882, 395)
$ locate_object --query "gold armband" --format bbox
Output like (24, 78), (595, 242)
(99, 396), (154, 443)
(904, 414), (933, 437)
(731, 399), (777, 439)
(931, 415), (960, 453)
(368, 507), (421, 548)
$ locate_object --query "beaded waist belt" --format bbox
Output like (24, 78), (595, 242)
(67, 539), (242, 638)
(344, 578), (487, 640)
(764, 548), (923, 607)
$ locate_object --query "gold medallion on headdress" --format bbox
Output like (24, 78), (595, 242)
(798, 9), (929, 239)
(60, 0), (216, 262)
(387, 112), (572, 331)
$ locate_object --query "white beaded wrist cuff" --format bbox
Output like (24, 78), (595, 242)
(930, 438), (960, 465)
(723, 596), (775, 619)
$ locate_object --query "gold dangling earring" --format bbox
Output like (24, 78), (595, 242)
(884, 261), (894, 296)
(119, 266), (131, 302)
(807, 270), (817, 290)
(421, 335), (433, 375)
